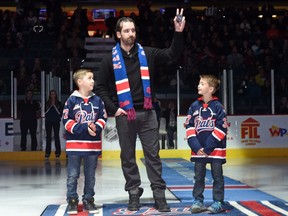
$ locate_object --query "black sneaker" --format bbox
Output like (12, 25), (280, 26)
(154, 198), (171, 212)
(67, 198), (78, 215)
(83, 198), (99, 214)
(127, 187), (144, 211)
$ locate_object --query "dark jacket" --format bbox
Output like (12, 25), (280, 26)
(45, 100), (63, 123)
(19, 99), (41, 121)
(95, 32), (184, 115)
(164, 108), (177, 129)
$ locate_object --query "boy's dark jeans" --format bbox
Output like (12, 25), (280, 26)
(66, 154), (98, 202)
(193, 162), (224, 202)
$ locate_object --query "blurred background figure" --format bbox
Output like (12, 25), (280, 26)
(153, 97), (162, 128)
(44, 89), (63, 159)
(164, 100), (177, 149)
(18, 89), (41, 151)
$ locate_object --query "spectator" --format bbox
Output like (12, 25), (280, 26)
(275, 77), (288, 98)
(24, 9), (37, 33)
(17, 66), (29, 93)
(226, 46), (244, 70)
(44, 89), (63, 159)
(29, 57), (43, 92)
(266, 23), (280, 40)
(45, 15), (56, 36)
(18, 89), (41, 151)
(277, 96), (288, 114)
(16, 32), (25, 49)
(0, 78), (8, 94)
(67, 30), (84, 50)
(152, 97), (162, 128)
(32, 57), (43, 75)
(51, 41), (67, 77)
(27, 72), (40, 93)
(164, 101), (177, 149)
(105, 12), (117, 38)
(255, 65), (267, 88)
(1, 32), (16, 49)
(239, 19), (251, 33)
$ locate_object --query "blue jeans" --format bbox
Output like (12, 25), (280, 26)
(66, 154), (98, 201)
(193, 162), (224, 202)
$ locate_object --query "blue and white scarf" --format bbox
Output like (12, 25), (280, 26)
(112, 43), (152, 120)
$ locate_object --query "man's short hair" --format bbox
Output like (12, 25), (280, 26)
(115, 17), (135, 33)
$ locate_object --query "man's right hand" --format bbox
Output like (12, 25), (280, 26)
(115, 108), (127, 116)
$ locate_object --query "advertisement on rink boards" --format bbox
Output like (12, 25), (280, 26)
(0, 115), (288, 152)
(177, 115), (288, 149)
(0, 118), (14, 152)
(101, 115), (288, 150)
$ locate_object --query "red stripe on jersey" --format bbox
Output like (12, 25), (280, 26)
(96, 119), (106, 128)
(186, 127), (196, 138)
(191, 148), (226, 158)
(65, 120), (76, 133)
(213, 127), (225, 140)
(209, 148), (226, 157)
(116, 81), (129, 92)
(66, 141), (102, 150)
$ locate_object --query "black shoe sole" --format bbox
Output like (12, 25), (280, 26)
(157, 208), (171, 212)
(154, 199), (171, 212)
(155, 205), (171, 212)
(127, 207), (140, 211)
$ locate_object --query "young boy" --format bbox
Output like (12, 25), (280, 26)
(185, 74), (228, 214)
(62, 68), (107, 214)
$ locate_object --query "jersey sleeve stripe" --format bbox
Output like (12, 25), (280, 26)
(186, 127), (196, 139)
(65, 120), (76, 134)
(96, 119), (106, 129)
(212, 127), (226, 141)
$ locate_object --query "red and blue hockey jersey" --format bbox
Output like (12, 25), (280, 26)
(185, 97), (228, 163)
(62, 90), (107, 156)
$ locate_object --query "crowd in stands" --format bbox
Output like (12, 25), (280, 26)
(0, 0), (87, 94)
(0, 0), (288, 114)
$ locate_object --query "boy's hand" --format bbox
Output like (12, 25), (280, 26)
(88, 122), (96, 136)
(197, 148), (208, 157)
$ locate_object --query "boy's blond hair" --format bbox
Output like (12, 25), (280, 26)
(73, 68), (93, 87)
(200, 74), (220, 94)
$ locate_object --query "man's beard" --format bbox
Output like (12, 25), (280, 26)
(123, 36), (135, 46)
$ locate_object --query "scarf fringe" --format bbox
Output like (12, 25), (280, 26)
(127, 108), (136, 121)
(144, 97), (152, 110)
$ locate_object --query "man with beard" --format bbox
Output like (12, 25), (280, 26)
(95, 9), (185, 212)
